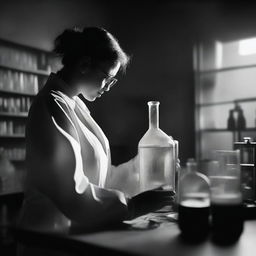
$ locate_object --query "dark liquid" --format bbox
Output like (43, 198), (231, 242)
(211, 203), (244, 244)
(178, 204), (210, 241)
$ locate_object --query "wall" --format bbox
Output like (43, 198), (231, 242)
(0, 0), (109, 51)
(91, 1), (256, 165)
(91, 1), (197, 164)
(0, 0), (197, 165)
(2, 1), (256, 165)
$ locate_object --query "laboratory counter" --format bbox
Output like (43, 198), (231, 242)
(13, 210), (256, 256)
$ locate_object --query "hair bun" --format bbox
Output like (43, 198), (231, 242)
(53, 26), (129, 71)
(54, 27), (82, 56)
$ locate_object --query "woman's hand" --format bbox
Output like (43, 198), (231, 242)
(127, 187), (175, 219)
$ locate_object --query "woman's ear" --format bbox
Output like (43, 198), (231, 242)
(78, 56), (92, 74)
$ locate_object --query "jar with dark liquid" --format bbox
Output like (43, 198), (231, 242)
(178, 159), (210, 241)
(209, 151), (244, 244)
(211, 196), (243, 244)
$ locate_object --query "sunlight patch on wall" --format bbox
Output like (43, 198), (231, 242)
(239, 38), (256, 56)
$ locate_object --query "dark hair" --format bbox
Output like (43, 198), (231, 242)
(53, 27), (130, 72)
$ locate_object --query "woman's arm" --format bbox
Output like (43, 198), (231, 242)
(106, 155), (140, 197)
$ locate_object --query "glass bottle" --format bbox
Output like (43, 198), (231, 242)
(138, 101), (175, 192)
(227, 109), (235, 131)
(178, 158), (210, 241)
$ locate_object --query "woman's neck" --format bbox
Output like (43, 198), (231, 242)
(56, 67), (79, 97)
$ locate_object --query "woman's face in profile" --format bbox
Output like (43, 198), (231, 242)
(78, 61), (120, 102)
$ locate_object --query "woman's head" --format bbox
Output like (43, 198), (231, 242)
(53, 27), (130, 101)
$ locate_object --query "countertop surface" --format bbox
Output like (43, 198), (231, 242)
(15, 210), (256, 256)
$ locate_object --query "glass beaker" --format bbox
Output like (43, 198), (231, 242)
(209, 150), (244, 244)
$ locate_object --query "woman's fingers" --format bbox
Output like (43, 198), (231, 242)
(153, 200), (174, 210)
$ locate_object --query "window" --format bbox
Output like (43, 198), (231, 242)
(195, 38), (256, 160)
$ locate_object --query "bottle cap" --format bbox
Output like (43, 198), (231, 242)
(148, 101), (160, 106)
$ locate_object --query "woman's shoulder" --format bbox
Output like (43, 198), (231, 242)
(27, 87), (78, 143)
(29, 87), (71, 121)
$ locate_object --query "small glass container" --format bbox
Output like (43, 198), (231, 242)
(178, 158), (210, 241)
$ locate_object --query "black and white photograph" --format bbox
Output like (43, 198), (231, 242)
(0, 0), (256, 255)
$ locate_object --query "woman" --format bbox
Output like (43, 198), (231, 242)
(19, 27), (174, 233)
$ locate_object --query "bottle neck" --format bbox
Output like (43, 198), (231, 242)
(148, 102), (159, 129)
(187, 164), (197, 173)
(186, 158), (197, 173)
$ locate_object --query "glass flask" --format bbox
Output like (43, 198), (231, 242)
(178, 158), (210, 241)
(138, 101), (175, 192)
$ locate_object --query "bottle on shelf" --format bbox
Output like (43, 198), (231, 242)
(227, 109), (235, 131)
(178, 158), (210, 241)
(16, 97), (21, 113)
(255, 110), (256, 128)
(237, 105), (246, 130)
(0, 148), (16, 193)
(138, 101), (176, 192)
(9, 97), (15, 113)
(0, 70), (3, 89)
(2, 72), (8, 91)
(39, 53), (47, 70)
(232, 104), (246, 130)
(0, 121), (7, 135)
(13, 72), (19, 91)
(0, 97), (2, 111)
(7, 121), (13, 135)
(21, 97), (26, 112)
(34, 75), (39, 94)
(26, 97), (31, 112)
(3, 98), (8, 112)
(7, 70), (13, 91)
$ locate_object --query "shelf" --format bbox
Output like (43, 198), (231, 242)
(199, 128), (229, 132)
(9, 158), (26, 163)
(241, 164), (255, 167)
(0, 112), (28, 117)
(0, 88), (36, 97)
(0, 38), (55, 182)
(9, 158), (26, 162)
(196, 97), (256, 107)
(198, 63), (256, 75)
(0, 64), (49, 76)
(0, 134), (25, 138)
(0, 38), (51, 55)
(0, 189), (24, 197)
(199, 128), (256, 133)
(196, 101), (234, 107)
